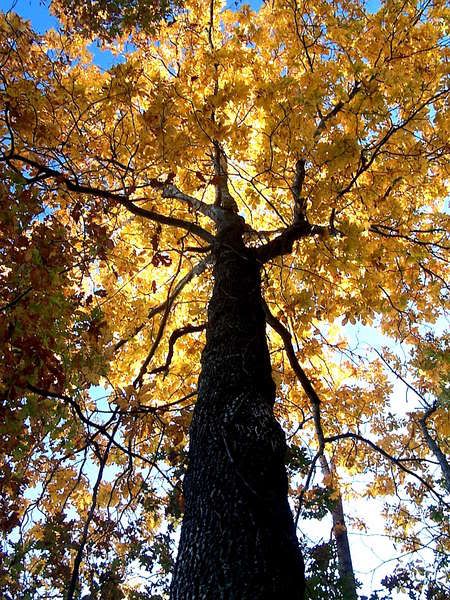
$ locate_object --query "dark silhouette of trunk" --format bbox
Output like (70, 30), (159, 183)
(170, 216), (304, 599)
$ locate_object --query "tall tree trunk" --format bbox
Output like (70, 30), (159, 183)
(319, 455), (358, 600)
(170, 217), (304, 599)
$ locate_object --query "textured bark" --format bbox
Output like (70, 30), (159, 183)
(170, 217), (304, 599)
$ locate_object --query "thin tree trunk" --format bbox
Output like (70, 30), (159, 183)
(170, 217), (304, 599)
(319, 455), (358, 600)
(419, 408), (450, 493)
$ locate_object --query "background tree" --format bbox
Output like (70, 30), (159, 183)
(50, 0), (181, 40)
(0, 0), (449, 598)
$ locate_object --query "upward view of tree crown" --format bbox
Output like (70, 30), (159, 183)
(0, 0), (449, 598)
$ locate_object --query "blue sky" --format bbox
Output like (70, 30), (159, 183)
(9, 0), (59, 33)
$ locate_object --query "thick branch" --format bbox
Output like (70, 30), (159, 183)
(212, 141), (238, 213)
(5, 153), (215, 244)
(162, 184), (225, 224)
(264, 303), (319, 404)
(291, 159), (305, 202)
(291, 158), (307, 222)
(254, 155), (332, 262)
(256, 221), (328, 263)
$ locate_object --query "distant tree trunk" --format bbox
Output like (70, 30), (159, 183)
(419, 407), (450, 493)
(170, 216), (304, 599)
(319, 455), (358, 600)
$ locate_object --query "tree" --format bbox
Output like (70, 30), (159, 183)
(50, 0), (181, 40)
(0, 0), (449, 598)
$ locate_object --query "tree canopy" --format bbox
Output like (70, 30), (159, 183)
(50, 0), (180, 40)
(0, 0), (449, 597)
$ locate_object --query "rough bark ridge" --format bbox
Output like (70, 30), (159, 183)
(170, 217), (304, 599)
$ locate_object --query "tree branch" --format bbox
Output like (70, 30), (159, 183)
(264, 306), (449, 511)
(264, 301), (325, 445)
(26, 383), (177, 479)
(0, 286), (32, 312)
(161, 183), (225, 223)
(149, 323), (206, 377)
(324, 431), (449, 506)
(291, 158), (307, 222)
(314, 81), (362, 138)
(333, 88), (448, 202)
(211, 141), (239, 213)
(255, 221), (329, 265)
(133, 251), (186, 389)
(254, 156), (331, 263)
(5, 153), (215, 244)
(115, 254), (211, 351)
(265, 305), (357, 596)
(370, 224), (449, 252)
(419, 406), (450, 493)
(67, 415), (120, 600)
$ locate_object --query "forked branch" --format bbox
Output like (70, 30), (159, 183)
(256, 160), (329, 263)
(115, 254), (211, 350)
